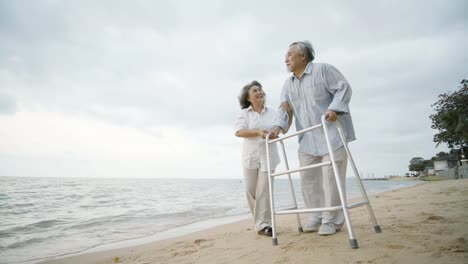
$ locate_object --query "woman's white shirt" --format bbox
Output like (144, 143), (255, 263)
(234, 106), (280, 171)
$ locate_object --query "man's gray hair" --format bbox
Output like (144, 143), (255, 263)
(290, 41), (315, 62)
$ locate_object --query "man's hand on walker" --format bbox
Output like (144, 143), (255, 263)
(325, 110), (338, 122)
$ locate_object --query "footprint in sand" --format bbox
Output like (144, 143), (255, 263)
(274, 256), (290, 263)
(417, 212), (430, 216)
(194, 238), (214, 249)
(355, 258), (379, 264)
(170, 238), (214, 257)
(424, 215), (446, 222)
(170, 249), (197, 257)
(193, 239), (207, 245)
(384, 244), (405, 249)
(279, 242), (294, 252)
(438, 237), (467, 253)
(432, 227), (455, 236)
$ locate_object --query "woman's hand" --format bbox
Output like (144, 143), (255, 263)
(258, 130), (277, 139)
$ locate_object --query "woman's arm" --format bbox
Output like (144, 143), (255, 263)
(235, 129), (268, 139)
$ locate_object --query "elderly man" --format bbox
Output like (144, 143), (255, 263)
(270, 41), (355, 236)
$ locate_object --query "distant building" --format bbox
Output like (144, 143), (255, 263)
(427, 167), (435, 176)
(433, 155), (461, 179)
(434, 160), (448, 171)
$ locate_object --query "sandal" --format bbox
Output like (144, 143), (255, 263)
(258, 226), (273, 237)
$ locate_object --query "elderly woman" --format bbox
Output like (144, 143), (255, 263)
(234, 80), (280, 237)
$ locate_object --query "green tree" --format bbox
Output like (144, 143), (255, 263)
(431, 151), (450, 161)
(423, 159), (434, 168)
(410, 157), (424, 165)
(430, 79), (468, 157)
(408, 157), (433, 172)
(409, 163), (425, 172)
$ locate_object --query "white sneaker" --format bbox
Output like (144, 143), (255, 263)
(303, 221), (321, 232)
(318, 223), (337, 236)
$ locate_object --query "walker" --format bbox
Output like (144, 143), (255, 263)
(265, 115), (381, 248)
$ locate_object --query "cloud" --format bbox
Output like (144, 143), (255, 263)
(0, 110), (241, 178)
(0, 0), (466, 178)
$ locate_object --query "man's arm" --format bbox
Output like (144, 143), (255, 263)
(271, 83), (293, 137)
(323, 64), (352, 122)
(282, 102), (293, 132)
(324, 65), (352, 112)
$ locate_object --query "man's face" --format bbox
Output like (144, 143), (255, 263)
(285, 45), (306, 73)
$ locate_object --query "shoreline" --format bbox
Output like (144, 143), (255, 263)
(57, 214), (250, 257)
(37, 180), (468, 264)
(26, 179), (420, 264)
(34, 180), (422, 263)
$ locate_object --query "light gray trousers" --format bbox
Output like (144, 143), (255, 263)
(242, 168), (272, 231)
(298, 147), (348, 226)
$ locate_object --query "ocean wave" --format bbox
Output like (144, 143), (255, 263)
(59, 206), (236, 233)
(32, 219), (68, 229)
(148, 206), (236, 223)
(5, 237), (47, 249)
(11, 202), (35, 207)
(62, 215), (127, 231)
(0, 220), (68, 237)
(91, 194), (112, 199)
(61, 194), (84, 200)
(59, 183), (80, 187)
(78, 203), (113, 208)
(3, 209), (35, 215)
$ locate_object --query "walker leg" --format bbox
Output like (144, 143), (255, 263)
(336, 122), (382, 234)
(350, 239), (359, 249)
(374, 225), (382, 233)
(322, 116), (358, 249)
(280, 141), (303, 234)
(265, 137), (278, 246)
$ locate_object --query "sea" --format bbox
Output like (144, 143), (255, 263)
(0, 176), (421, 264)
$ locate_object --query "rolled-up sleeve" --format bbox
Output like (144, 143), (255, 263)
(274, 83), (290, 131)
(234, 110), (247, 133)
(324, 65), (352, 114)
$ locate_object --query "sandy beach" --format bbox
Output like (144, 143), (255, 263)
(41, 179), (467, 264)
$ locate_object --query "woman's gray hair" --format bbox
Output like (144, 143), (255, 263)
(238, 80), (264, 109)
(290, 41), (315, 62)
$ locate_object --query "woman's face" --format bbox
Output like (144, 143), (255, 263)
(247, 85), (264, 105)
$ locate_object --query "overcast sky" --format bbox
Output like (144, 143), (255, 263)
(0, 0), (467, 179)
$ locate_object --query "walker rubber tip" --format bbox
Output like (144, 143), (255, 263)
(272, 238), (278, 246)
(298, 227), (303, 233)
(374, 225), (382, 233)
(350, 239), (359, 249)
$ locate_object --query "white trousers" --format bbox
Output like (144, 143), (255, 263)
(298, 147), (347, 226)
(242, 168), (272, 231)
